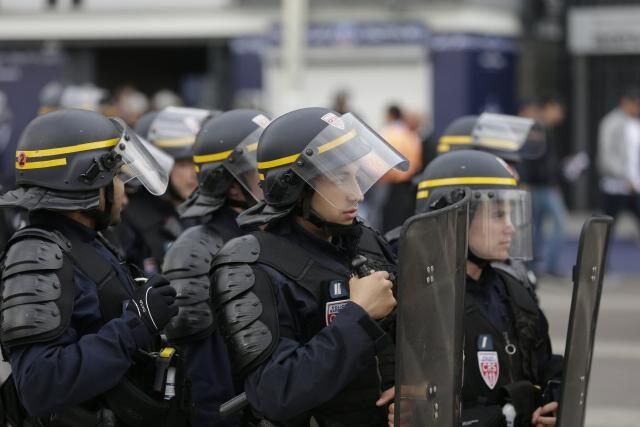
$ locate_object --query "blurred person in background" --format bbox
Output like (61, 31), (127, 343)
(114, 85), (150, 126)
(597, 87), (640, 234)
(331, 89), (351, 115)
(116, 106), (212, 275)
(162, 109), (270, 427)
(153, 89), (184, 111)
(519, 96), (568, 277)
(364, 104), (422, 231)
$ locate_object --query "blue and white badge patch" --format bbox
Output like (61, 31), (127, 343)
(477, 351), (500, 390)
(329, 279), (348, 299)
(325, 299), (349, 325)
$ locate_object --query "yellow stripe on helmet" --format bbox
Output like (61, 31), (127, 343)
(17, 137), (120, 158)
(193, 150), (233, 164)
(317, 129), (357, 153)
(257, 129), (357, 171)
(16, 158), (67, 170)
(418, 176), (518, 190)
(154, 136), (195, 148)
(416, 190), (429, 199)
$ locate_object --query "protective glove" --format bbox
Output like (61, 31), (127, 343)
(127, 275), (178, 335)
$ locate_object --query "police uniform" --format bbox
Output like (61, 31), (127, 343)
(462, 265), (558, 421)
(412, 149), (562, 427)
(0, 110), (187, 426)
(161, 109), (271, 427)
(211, 107), (408, 426)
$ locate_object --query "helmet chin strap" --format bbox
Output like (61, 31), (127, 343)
(88, 181), (114, 231)
(467, 248), (490, 269)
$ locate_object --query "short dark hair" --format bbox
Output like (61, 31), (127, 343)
(387, 104), (403, 121)
(621, 86), (640, 101)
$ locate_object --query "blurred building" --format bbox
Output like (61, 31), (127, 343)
(0, 0), (523, 121)
(567, 0), (640, 209)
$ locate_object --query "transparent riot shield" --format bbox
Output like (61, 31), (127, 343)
(557, 215), (613, 427)
(395, 192), (470, 427)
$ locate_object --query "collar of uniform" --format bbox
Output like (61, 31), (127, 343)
(276, 219), (350, 270)
(30, 211), (97, 242)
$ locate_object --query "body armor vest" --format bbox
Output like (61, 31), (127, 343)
(0, 225), (190, 427)
(213, 223), (396, 427)
(462, 268), (542, 408)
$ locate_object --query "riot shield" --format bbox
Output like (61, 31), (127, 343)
(395, 192), (470, 427)
(557, 215), (613, 427)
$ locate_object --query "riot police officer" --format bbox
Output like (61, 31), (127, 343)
(117, 106), (213, 275)
(0, 109), (188, 426)
(211, 107), (408, 426)
(389, 149), (560, 427)
(162, 109), (271, 427)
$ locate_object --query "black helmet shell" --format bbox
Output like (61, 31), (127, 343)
(257, 107), (336, 208)
(415, 149), (518, 214)
(15, 109), (122, 192)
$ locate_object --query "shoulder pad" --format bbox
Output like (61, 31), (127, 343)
(1, 228), (74, 347)
(162, 225), (224, 279)
(162, 226), (224, 343)
(212, 234), (260, 268)
(2, 230), (67, 279)
(211, 259), (278, 377)
(164, 275), (214, 343)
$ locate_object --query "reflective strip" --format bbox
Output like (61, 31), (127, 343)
(257, 153), (300, 170)
(417, 177), (518, 189)
(193, 150), (233, 164)
(438, 135), (518, 150)
(416, 190), (429, 199)
(17, 137), (120, 158)
(436, 144), (450, 153)
(317, 129), (357, 154)
(257, 129), (357, 170)
(258, 173), (265, 181)
(159, 347), (176, 358)
(16, 158), (67, 170)
(154, 136), (195, 148)
(194, 165), (200, 173)
(439, 135), (472, 145)
(246, 142), (258, 152)
(477, 138), (519, 150)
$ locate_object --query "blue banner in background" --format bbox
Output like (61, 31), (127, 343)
(0, 49), (64, 189)
(431, 33), (518, 138)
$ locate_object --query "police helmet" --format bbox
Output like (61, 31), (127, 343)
(147, 106), (213, 160)
(178, 109), (271, 218)
(437, 113), (544, 163)
(0, 109), (170, 212)
(416, 149), (532, 261)
(134, 111), (159, 139)
(239, 107), (408, 226)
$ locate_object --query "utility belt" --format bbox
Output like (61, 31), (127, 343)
(1, 347), (191, 427)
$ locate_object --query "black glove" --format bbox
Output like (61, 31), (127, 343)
(127, 275), (178, 335)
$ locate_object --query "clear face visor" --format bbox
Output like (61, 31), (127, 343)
(473, 113), (545, 160)
(147, 106), (211, 149)
(109, 118), (173, 196)
(468, 189), (532, 261)
(224, 125), (265, 201)
(291, 112), (409, 210)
